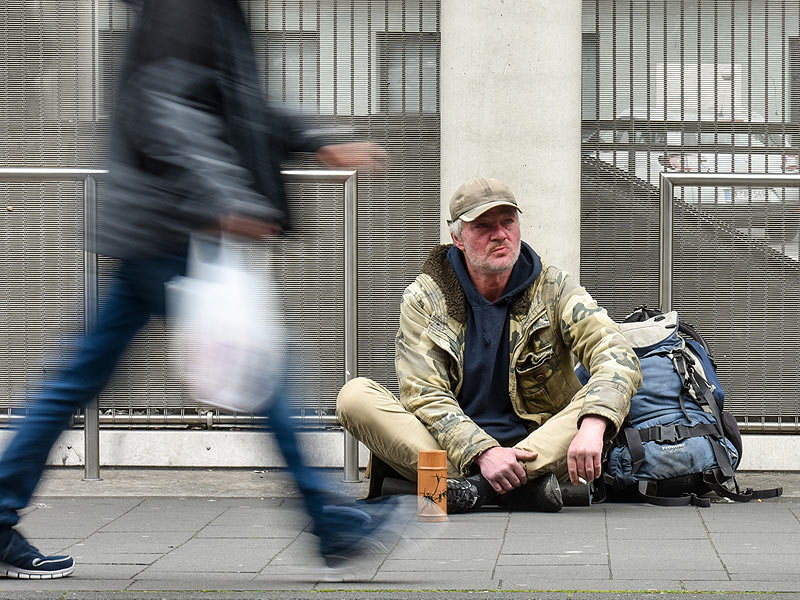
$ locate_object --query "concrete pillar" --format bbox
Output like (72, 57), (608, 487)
(440, 1), (582, 277)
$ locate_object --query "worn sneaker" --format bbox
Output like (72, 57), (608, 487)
(0, 528), (74, 579)
(497, 472), (563, 512)
(446, 473), (496, 514)
(319, 494), (433, 580)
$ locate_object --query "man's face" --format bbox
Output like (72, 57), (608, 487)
(453, 205), (521, 275)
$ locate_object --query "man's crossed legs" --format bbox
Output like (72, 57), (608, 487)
(337, 377), (587, 513)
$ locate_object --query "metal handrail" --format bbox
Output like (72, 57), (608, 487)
(0, 167), (360, 482)
(659, 172), (800, 312)
(659, 171), (800, 434)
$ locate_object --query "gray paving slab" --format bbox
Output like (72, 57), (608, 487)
(721, 552), (800, 574)
(72, 530), (195, 555)
(495, 564), (612, 582)
(421, 515), (506, 539)
(497, 552), (609, 566)
(126, 574), (289, 591)
(257, 563), (334, 581)
(606, 515), (708, 539)
(0, 578), (130, 592)
(27, 537), (84, 554)
(505, 511), (582, 533)
(197, 524), (303, 538)
(17, 498), (139, 539)
(611, 568), (729, 580)
(603, 501), (684, 513)
(206, 503), (311, 527)
(380, 557), (496, 572)
(506, 509), (607, 534)
(98, 498), (229, 533)
(70, 563), (148, 579)
(502, 532), (607, 555)
(387, 537), (503, 561)
(313, 571), (501, 590)
(710, 531), (800, 554)
(254, 571), (331, 589)
(699, 502), (800, 532)
(609, 538), (723, 571)
(265, 531), (321, 565)
(143, 537), (290, 573)
(70, 552), (163, 565)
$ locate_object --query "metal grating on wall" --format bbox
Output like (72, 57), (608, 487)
(581, 0), (800, 431)
(1, 0), (441, 428)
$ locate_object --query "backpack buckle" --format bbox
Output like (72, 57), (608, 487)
(658, 424), (679, 443)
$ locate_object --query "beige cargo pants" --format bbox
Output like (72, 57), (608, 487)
(337, 377), (583, 483)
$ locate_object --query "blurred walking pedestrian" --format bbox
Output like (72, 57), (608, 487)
(0, 0), (410, 580)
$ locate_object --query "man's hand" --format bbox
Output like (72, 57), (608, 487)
(474, 447), (538, 494)
(316, 142), (387, 172)
(218, 215), (282, 239)
(566, 415), (609, 485)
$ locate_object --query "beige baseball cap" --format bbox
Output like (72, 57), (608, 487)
(448, 177), (521, 223)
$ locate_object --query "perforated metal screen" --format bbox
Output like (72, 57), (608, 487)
(1, 0), (441, 427)
(581, 0), (800, 431)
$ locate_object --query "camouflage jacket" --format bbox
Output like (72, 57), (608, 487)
(395, 244), (642, 475)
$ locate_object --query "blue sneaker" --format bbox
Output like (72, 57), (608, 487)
(318, 494), (440, 579)
(0, 528), (74, 579)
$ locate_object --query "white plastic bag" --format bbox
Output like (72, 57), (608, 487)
(167, 236), (285, 413)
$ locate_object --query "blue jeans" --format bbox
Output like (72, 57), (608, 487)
(0, 252), (328, 529)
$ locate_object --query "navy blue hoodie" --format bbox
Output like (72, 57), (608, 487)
(447, 241), (542, 446)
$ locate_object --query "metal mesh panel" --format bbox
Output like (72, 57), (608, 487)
(0, 182), (85, 417)
(0, 0), (441, 428)
(582, 0), (800, 430)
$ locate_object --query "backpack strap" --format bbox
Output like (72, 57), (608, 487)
(671, 346), (736, 478)
(623, 427), (646, 474)
(670, 348), (694, 422)
(637, 480), (711, 508)
(637, 422), (719, 443)
(701, 469), (783, 503)
(692, 377), (736, 478)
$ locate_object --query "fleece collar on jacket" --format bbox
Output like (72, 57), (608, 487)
(420, 243), (538, 324)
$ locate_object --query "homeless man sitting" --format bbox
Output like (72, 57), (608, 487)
(337, 177), (642, 513)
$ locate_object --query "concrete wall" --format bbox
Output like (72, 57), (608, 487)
(0, 429), (370, 469)
(0, 429), (792, 471)
(440, 0), (582, 277)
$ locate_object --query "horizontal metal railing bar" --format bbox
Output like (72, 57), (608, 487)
(0, 413), (791, 432)
(660, 172), (800, 314)
(0, 168), (356, 183)
(582, 119), (800, 135)
(584, 144), (800, 155)
(662, 173), (800, 188)
(736, 422), (800, 433)
(0, 413), (340, 425)
(282, 169), (357, 182)
(0, 168), (109, 181)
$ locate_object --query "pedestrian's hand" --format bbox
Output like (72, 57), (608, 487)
(474, 446), (537, 494)
(316, 142), (387, 172)
(219, 215), (282, 239)
(566, 415), (608, 485)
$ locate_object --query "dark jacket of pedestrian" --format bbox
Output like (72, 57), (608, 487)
(98, 0), (326, 259)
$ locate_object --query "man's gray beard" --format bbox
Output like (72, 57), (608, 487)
(464, 243), (521, 275)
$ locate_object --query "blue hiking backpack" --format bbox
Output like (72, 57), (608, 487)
(581, 307), (782, 507)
